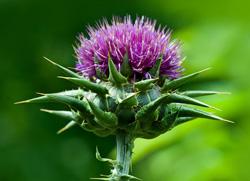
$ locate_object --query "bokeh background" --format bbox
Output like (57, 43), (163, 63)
(1, 0), (249, 180)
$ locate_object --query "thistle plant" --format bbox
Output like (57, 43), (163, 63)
(17, 16), (231, 180)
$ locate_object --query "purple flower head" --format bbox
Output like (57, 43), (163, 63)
(75, 16), (182, 80)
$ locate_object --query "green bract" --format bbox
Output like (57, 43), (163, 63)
(16, 57), (232, 138)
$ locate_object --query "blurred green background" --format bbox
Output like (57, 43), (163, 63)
(1, 0), (249, 180)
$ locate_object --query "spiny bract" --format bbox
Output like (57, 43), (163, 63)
(16, 17), (231, 139)
(16, 58), (231, 138)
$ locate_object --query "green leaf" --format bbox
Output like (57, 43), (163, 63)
(15, 95), (51, 104)
(43, 57), (82, 79)
(181, 90), (230, 97)
(108, 57), (127, 85)
(164, 93), (217, 109)
(95, 147), (116, 164)
(161, 68), (211, 91)
(58, 76), (108, 95)
(46, 94), (91, 114)
(177, 106), (233, 123)
(15, 89), (84, 104)
(120, 53), (132, 77)
(88, 100), (118, 128)
(134, 78), (159, 91)
(40, 109), (76, 120)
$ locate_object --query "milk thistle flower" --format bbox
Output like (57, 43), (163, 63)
(17, 16), (231, 181)
(76, 16), (181, 80)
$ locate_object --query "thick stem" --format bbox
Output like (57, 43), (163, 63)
(111, 131), (134, 181)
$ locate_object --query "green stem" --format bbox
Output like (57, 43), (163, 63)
(111, 131), (134, 181)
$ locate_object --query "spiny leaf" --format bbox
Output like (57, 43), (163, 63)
(58, 76), (108, 95)
(40, 109), (76, 120)
(134, 78), (158, 91)
(15, 89), (84, 104)
(164, 93), (218, 109)
(57, 121), (76, 134)
(149, 57), (162, 77)
(181, 90), (231, 97)
(88, 100), (118, 128)
(43, 57), (82, 78)
(15, 95), (51, 104)
(177, 106), (233, 123)
(95, 147), (116, 164)
(108, 57), (127, 85)
(162, 68), (211, 91)
(120, 53), (132, 77)
(45, 94), (90, 114)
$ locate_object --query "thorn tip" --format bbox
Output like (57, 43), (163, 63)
(14, 100), (29, 104)
(40, 109), (52, 113)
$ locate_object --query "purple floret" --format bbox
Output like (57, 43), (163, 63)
(75, 16), (182, 80)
